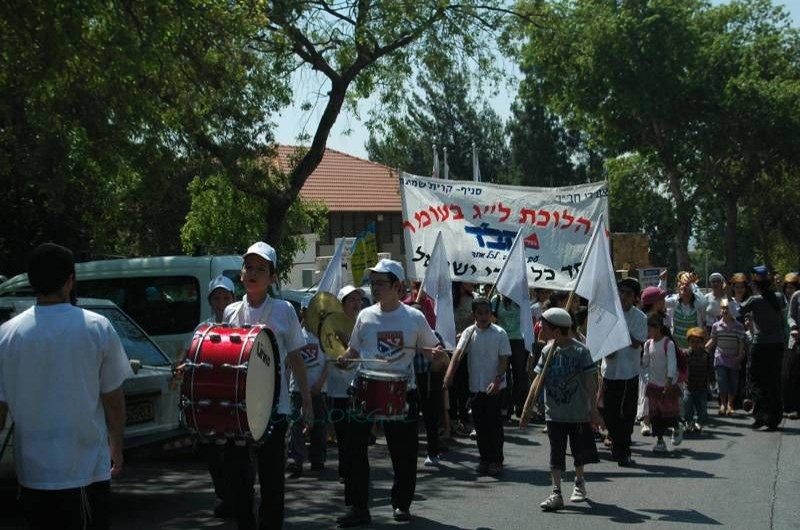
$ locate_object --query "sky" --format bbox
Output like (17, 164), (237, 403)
(273, 1), (800, 160)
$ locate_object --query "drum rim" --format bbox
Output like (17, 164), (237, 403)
(357, 369), (408, 381)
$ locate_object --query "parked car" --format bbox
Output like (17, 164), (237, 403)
(0, 297), (184, 483)
(0, 255), (244, 360)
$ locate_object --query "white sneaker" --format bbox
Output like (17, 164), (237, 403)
(540, 492), (564, 511)
(469, 429), (477, 440)
(423, 455), (440, 467)
(694, 422), (702, 433)
(641, 422), (652, 436)
(570, 481), (587, 502)
(653, 438), (668, 453)
(672, 422), (684, 446)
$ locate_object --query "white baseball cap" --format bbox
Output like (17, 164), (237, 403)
(337, 285), (364, 302)
(243, 241), (277, 267)
(367, 258), (405, 283)
(208, 275), (235, 295)
(542, 307), (573, 328)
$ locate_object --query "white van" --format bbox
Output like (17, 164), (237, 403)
(0, 255), (244, 360)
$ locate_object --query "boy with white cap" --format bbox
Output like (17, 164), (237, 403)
(287, 294), (329, 477)
(206, 275), (236, 323)
(222, 241), (313, 530)
(336, 259), (444, 527)
(328, 285), (364, 484)
(523, 307), (602, 512)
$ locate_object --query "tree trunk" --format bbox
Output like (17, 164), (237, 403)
(723, 192), (738, 275)
(664, 165), (692, 272)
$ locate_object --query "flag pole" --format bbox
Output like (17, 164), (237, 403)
(520, 216), (604, 426)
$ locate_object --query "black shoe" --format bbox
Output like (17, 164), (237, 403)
(751, 419), (766, 429)
(393, 508), (412, 522)
(337, 507), (371, 527)
(286, 462), (302, 477)
(617, 456), (635, 468)
(212, 499), (232, 519)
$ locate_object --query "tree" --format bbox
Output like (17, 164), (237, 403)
(518, 0), (800, 272)
(506, 73), (604, 187)
(180, 170), (328, 283)
(239, 2), (535, 247)
(0, 1), (288, 274)
(365, 63), (509, 181)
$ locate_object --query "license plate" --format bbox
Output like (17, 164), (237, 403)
(126, 400), (155, 425)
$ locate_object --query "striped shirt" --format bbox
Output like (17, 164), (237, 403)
(711, 319), (745, 368)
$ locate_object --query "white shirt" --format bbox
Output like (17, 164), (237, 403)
(458, 324), (512, 393)
(0, 304), (133, 489)
(705, 292), (725, 327)
(602, 306), (647, 380)
(641, 337), (677, 387)
(223, 296), (306, 415)
(349, 303), (439, 390)
(290, 330), (326, 392)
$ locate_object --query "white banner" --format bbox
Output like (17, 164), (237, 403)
(400, 173), (609, 290)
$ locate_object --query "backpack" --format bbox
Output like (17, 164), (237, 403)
(647, 338), (688, 384)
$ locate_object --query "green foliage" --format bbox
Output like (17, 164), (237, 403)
(180, 172), (328, 283)
(606, 154), (677, 268)
(0, 1), (288, 274)
(505, 75), (604, 187)
(365, 63), (509, 181)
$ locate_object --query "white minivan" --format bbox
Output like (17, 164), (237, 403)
(0, 255), (244, 360)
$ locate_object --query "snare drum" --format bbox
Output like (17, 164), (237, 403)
(181, 324), (280, 441)
(352, 370), (408, 420)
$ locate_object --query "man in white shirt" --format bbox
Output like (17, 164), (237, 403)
(601, 278), (648, 467)
(336, 259), (444, 527)
(0, 243), (132, 530)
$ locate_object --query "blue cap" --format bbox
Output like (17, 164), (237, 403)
(751, 265), (770, 281)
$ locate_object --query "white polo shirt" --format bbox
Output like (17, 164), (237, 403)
(223, 296), (306, 415)
(0, 304), (133, 489)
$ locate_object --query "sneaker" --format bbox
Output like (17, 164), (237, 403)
(336, 507), (371, 527)
(694, 422), (702, 433)
(423, 455), (440, 467)
(653, 438), (668, 453)
(469, 429), (477, 440)
(570, 481), (587, 502)
(671, 422), (684, 446)
(719, 405), (726, 416)
(640, 422), (652, 436)
(476, 461), (489, 475)
(617, 456), (635, 467)
(540, 492), (564, 511)
(393, 508), (412, 522)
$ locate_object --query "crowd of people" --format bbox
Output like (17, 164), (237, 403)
(1, 241), (798, 529)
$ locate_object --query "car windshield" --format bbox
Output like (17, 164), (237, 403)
(89, 307), (171, 367)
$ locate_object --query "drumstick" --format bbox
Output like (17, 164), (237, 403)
(399, 346), (454, 354)
(338, 358), (389, 364)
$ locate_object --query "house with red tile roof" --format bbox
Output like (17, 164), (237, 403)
(273, 145), (405, 287)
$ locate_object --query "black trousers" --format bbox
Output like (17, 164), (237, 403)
(471, 392), (504, 464)
(344, 391), (419, 512)
(416, 370), (443, 457)
(226, 414), (289, 530)
(203, 442), (228, 502)
(601, 376), (639, 460)
(751, 343), (784, 427)
(449, 360), (471, 424)
(329, 397), (351, 481)
(508, 339), (530, 416)
(781, 346), (800, 413)
(20, 480), (110, 530)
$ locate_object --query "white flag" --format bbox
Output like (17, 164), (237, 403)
(472, 143), (481, 183)
(574, 217), (631, 361)
(432, 144), (439, 179)
(443, 146), (450, 180)
(317, 238), (345, 296)
(494, 230), (534, 353)
(420, 232), (456, 348)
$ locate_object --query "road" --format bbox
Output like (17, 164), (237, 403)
(2, 411), (799, 529)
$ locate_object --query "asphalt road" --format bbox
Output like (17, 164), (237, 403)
(2, 411), (799, 530)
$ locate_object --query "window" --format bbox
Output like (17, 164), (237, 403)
(78, 277), (200, 336)
(90, 307), (171, 366)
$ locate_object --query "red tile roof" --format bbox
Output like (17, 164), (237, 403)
(272, 145), (401, 212)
